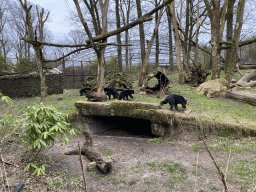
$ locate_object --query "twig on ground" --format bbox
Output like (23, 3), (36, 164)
(78, 141), (87, 192)
(194, 151), (199, 192)
(223, 150), (231, 192)
(203, 141), (228, 192)
(0, 159), (19, 168)
(0, 167), (6, 192)
(0, 149), (9, 192)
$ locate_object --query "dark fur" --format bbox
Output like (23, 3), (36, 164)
(118, 89), (134, 100)
(104, 87), (120, 100)
(79, 87), (91, 96)
(160, 94), (187, 111)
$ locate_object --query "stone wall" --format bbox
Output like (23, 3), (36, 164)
(0, 73), (63, 98)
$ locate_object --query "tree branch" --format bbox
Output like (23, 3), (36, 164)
(86, 0), (174, 44)
(220, 37), (256, 49)
(43, 47), (91, 62)
(19, 36), (90, 47)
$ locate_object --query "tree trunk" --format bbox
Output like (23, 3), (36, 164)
(203, 0), (221, 79)
(115, 0), (122, 72)
(135, 0), (146, 69)
(169, 2), (186, 84)
(155, 0), (159, 68)
(96, 50), (106, 92)
(166, 6), (174, 71)
(225, 0), (236, 73)
(138, 8), (164, 87)
(224, 0), (246, 83)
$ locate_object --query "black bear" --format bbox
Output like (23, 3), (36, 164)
(118, 89), (134, 100)
(104, 87), (119, 100)
(79, 88), (91, 96)
(160, 94), (187, 111)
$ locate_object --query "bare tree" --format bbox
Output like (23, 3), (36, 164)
(115, 0), (123, 72)
(135, 0), (146, 68)
(169, 1), (186, 84)
(224, 0), (246, 83)
(120, 0), (133, 72)
(19, 0), (50, 103)
(138, 6), (164, 87)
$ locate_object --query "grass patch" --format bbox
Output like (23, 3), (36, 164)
(229, 158), (256, 189)
(209, 137), (256, 153)
(150, 138), (161, 145)
(128, 179), (137, 185)
(144, 180), (154, 185)
(101, 148), (112, 157)
(192, 142), (205, 152)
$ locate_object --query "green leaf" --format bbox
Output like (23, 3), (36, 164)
(40, 139), (47, 147)
(24, 163), (31, 171)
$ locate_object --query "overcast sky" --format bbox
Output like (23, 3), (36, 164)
(28, 0), (75, 41)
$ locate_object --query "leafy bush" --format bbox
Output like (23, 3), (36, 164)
(22, 104), (77, 176)
(0, 92), (12, 105)
(23, 104), (76, 152)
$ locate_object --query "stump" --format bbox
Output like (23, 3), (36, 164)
(86, 91), (107, 102)
(142, 67), (173, 95)
(186, 65), (210, 87)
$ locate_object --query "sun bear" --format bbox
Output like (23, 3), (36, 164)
(79, 88), (91, 96)
(160, 94), (187, 111)
(118, 89), (134, 100)
(104, 87), (119, 100)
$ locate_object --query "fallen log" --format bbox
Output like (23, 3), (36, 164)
(86, 91), (107, 102)
(64, 144), (113, 173)
(225, 90), (256, 105)
(239, 64), (256, 69)
(237, 70), (256, 87)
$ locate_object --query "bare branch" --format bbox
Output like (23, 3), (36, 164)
(19, 36), (90, 47)
(203, 141), (228, 192)
(44, 47), (91, 62)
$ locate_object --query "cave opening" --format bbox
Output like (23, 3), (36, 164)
(87, 116), (155, 138)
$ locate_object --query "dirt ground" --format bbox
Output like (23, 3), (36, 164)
(1, 129), (255, 192)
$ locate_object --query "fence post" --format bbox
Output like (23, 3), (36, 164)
(73, 61), (75, 89)
(81, 61), (84, 86)
(62, 56), (66, 89)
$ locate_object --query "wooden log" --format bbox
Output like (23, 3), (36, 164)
(106, 79), (116, 88)
(86, 91), (107, 102)
(64, 145), (113, 173)
(239, 64), (256, 69)
(225, 90), (256, 105)
(237, 70), (256, 87)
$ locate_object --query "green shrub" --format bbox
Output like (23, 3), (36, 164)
(22, 104), (77, 175)
(0, 92), (12, 105)
(23, 104), (76, 151)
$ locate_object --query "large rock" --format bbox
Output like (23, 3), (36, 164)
(197, 78), (228, 98)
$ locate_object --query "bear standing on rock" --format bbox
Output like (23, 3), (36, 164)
(160, 94), (187, 111)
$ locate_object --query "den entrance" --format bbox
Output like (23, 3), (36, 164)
(87, 116), (154, 138)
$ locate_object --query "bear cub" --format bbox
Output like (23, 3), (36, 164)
(160, 94), (187, 111)
(79, 87), (91, 96)
(104, 87), (120, 100)
(118, 89), (134, 100)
